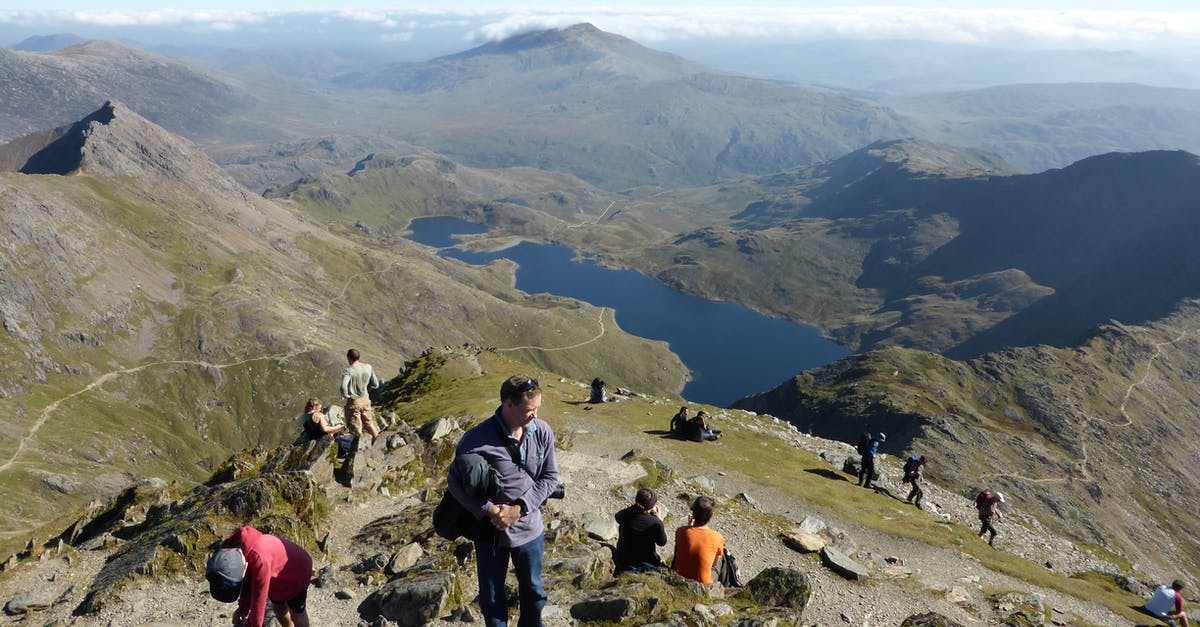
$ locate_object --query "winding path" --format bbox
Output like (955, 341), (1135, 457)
(0, 256), (398, 476)
(979, 325), (1194, 487)
(494, 309), (609, 353)
(0, 350), (304, 474)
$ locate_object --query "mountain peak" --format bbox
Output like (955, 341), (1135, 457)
(12, 100), (250, 200)
(350, 23), (704, 94)
(852, 138), (1020, 178)
(11, 33), (85, 52)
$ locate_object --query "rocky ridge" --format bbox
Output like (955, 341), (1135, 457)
(0, 40), (251, 143)
(0, 348), (1151, 625)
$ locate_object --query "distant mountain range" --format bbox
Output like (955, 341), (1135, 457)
(0, 40), (253, 141)
(10, 33), (84, 52)
(0, 103), (686, 549)
(7, 24), (1200, 191)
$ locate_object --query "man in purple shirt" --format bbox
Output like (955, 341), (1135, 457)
(448, 375), (559, 627)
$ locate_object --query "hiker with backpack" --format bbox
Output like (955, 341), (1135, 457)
(975, 489), (1005, 546)
(903, 454), (928, 508)
(613, 487), (667, 574)
(446, 375), (559, 627)
(856, 432), (886, 488)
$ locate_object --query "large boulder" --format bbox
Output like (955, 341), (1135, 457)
(4, 591), (54, 616)
(781, 530), (824, 553)
(746, 567), (811, 611)
(370, 571), (459, 627)
(820, 546), (870, 580)
(569, 594), (642, 622)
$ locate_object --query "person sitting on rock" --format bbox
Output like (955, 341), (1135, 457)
(1144, 579), (1190, 627)
(589, 377), (611, 403)
(685, 411), (720, 442)
(206, 526), (313, 627)
(613, 487), (667, 574)
(673, 496), (724, 584)
(300, 398), (343, 442)
(670, 406), (690, 435)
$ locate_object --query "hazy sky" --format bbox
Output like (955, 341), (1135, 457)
(4, 3), (1200, 52)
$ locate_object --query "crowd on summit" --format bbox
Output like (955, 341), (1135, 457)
(201, 361), (1191, 626)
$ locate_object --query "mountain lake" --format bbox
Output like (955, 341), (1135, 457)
(408, 216), (851, 407)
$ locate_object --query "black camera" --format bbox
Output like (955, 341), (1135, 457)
(549, 483), (565, 500)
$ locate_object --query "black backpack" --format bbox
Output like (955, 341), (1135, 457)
(712, 548), (742, 587)
(856, 433), (873, 456)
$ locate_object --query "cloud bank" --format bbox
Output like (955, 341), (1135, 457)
(3, 7), (1200, 50)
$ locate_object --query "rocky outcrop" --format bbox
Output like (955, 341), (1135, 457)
(18, 100), (254, 202)
(746, 567), (812, 611)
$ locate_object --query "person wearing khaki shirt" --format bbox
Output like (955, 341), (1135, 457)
(340, 348), (380, 439)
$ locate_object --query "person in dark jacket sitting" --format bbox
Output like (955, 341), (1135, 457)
(613, 488), (667, 574)
(670, 406), (690, 435)
(685, 411), (720, 442)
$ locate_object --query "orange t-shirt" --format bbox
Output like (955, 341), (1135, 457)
(673, 525), (724, 584)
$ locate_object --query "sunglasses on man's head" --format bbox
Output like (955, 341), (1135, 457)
(515, 377), (539, 394)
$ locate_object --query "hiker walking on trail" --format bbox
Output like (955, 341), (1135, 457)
(340, 348), (381, 441)
(206, 526), (314, 627)
(613, 487), (667, 574)
(903, 455), (928, 508)
(1145, 579), (1190, 627)
(975, 489), (1004, 546)
(856, 432), (885, 488)
(448, 375), (559, 627)
(673, 496), (725, 584)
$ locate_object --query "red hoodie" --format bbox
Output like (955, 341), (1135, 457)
(221, 527), (313, 627)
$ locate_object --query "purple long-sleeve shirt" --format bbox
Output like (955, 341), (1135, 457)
(448, 409), (559, 548)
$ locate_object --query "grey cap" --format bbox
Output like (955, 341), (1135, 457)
(206, 548), (246, 603)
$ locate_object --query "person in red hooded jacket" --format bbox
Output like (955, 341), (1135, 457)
(206, 526), (313, 627)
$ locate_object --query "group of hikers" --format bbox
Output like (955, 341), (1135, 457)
(299, 348), (383, 486)
(857, 431), (1002, 546)
(669, 406), (721, 442)
(203, 370), (1191, 627)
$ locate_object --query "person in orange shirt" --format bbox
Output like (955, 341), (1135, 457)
(672, 496), (724, 584)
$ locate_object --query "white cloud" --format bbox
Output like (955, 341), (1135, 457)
(3, 7), (1200, 50)
(466, 7), (1200, 50)
(381, 30), (414, 42)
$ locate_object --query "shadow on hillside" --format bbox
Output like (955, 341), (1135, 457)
(645, 429), (694, 441)
(804, 468), (851, 482)
(873, 486), (906, 502)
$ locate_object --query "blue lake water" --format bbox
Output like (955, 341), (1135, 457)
(408, 216), (850, 407)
